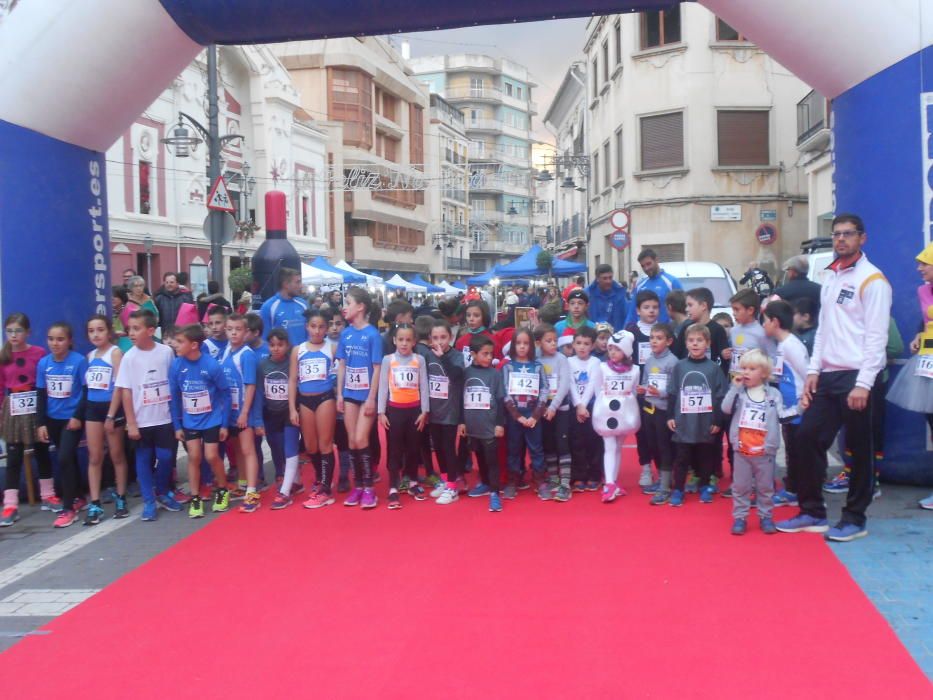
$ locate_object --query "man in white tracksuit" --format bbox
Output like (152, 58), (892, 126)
(776, 213), (891, 542)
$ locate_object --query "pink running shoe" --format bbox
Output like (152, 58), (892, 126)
(601, 483), (622, 503)
(360, 487), (378, 509)
(53, 509), (77, 528)
(344, 487), (364, 507)
(303, 492), (335, 509)
(271, 493), (292, 510)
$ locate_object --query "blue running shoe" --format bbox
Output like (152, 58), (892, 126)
(489, 492), (502, 512)
(760, 517), (777, 535)
(822, 471), (849, 494)
(775, 514), (828, 533)
(731, 518), (747, 536)
(468, 483), (491, 498)
(699, 485), (715, 504)
(156, 493), (182, 512)
(772, 490), (798, 507)
(824, 522), (867, 542)
(642, 481), (660, 495)
(141, 502), (158, 522)
(670, 489), (685, 507)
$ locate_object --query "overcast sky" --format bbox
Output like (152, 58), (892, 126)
(399, 18), (590, 143)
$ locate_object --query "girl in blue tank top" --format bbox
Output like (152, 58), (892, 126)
(83, 315), (130, 524)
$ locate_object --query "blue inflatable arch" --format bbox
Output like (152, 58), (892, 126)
(0, 0), (930, 478)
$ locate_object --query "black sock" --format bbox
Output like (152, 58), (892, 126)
(359, 447), (373, 487)
(319, 452), (334, 494)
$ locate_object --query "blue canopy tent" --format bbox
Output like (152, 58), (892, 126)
(451, 281), (467, 290)
(491, 245), (587, 279)
(408, 274), (444, 293)
(466, 266), (499, 285)
(309, 256), (365, 283)
(551, 258), (588, 276)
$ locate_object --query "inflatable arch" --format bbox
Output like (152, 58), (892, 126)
(0, 0), (930, 479)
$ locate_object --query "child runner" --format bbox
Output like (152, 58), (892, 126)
(555, 290), (595, 338)
(336, 286), (383, 509)
(501, 328), (548, 500)
(202, 306), (229, 359)
(0, 314), (57, 527)
(377, 323), (429, 509)
(638, 323), (679, 504)
(413, 315), (442, 492)
(289, 309), (337, 509)
(168, 324), (231, 518)
(258, 329), (301, 509)
(36, 322), (88, 527)
(116, 309), (178, 522)
(722, 350), (783, 535)
(83, 315), (130, 524)
(459, 335), (506, 512)
(667, 324), (728, 507)
(593, 322), (613, 360)
(568, 326), (603, 492)
(536, 323), (573, 501)
(592, 331), (642, 503)
(626, 290), (660, 488)
(221, 313), (262, 513)
(454, 300), (497, 368)
(426, 319), (465, 504)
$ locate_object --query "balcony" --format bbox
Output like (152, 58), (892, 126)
(444, 256), (485, 272)
(797, 90), (831, 153)
(555, 213), (584, 244)
(443, 86), (536, 116)
(469, 173), (531, 197)
(470, 236), (527, 255)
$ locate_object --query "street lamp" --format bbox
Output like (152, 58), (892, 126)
(240, 161), (256, 224)
(143, 234), (153, 286)
(160, 45), (244, 289)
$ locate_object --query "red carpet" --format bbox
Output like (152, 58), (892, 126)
(1, 447), (929, 699)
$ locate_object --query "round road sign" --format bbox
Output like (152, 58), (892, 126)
(610, 208), (630, 230)
(755, 223), (778, 246)
(609, 230), (630, 251)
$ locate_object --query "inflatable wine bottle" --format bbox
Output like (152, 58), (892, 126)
(250, 190), (300, 309)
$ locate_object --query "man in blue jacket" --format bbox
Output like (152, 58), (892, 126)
(623, 248), (683, 325)
(585, 264), (628, 331)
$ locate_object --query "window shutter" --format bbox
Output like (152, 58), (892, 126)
(718, 110), (769, 166)
(648, 243), (685, 262)
(640, 112), (683, 170)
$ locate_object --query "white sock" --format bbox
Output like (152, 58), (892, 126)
(280, 455), (299, 496)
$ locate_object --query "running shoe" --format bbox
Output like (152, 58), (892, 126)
(361, 487), (378, 509)
(699, 486), (715, 504)
(572, 480), (586, 493)
(824, 521), (867, 542)
(54, 509), (77, 528)
(141, 501), (158, 521)
(429, 482), (447, 499)
(708, 476), (720, 494)
(113, 494), (130, 520)
(601, 483), (621, 503)
(239, 492), (261, 513)
(537, 483), (553, 501)
(407, 484), (427, 501)
(669, 489), (685, 507)
(387, 490), (402, 510)
(554, 485), (572, 502)
(271, 494), (292, 510)
(398, 477), (411, 493)
(642, 481), (660, 495)
(919, 493), (933, 510)
(731, 518), (747, 536)
(344, 487), (364, 507)
(156, 493), (183, 512)
(650, 490), (670, 506)
(227, 486), (247, 501)
(303, 492), (335, 509)
(772, 490), (798, 507)
(211, 489), (230, 513)
(685, 474), (699, 494)
(83, 503), (104, 526)
(188, 497), (205, 519)
(424, 473), (442, 489)
(41, 495), (64, 513)
(489, 492), (503, 512)
(73, 497), (88, 512)
(872, 484), (882, 499)
(775, 514), (828, 533)
(516, 473), (531, 491)
(823, 471), (849, 494)
(760, 517), (777, 535)
(0, 507), (20, 527)
(638, 465), (653, 488)
(467, 483), (491, 498)
(436, 488), (458, 505)
(173, 488), (192, 505)
(502, 483), (518, 500)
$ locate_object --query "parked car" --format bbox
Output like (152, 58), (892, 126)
(661, 261), (738, 319)
(800, 237), (835, 284)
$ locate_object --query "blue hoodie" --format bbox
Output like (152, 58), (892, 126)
(623, 269), (683, 326)
(585, 279), (628, 331)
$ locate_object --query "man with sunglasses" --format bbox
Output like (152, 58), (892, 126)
(776, 213), (892, 542)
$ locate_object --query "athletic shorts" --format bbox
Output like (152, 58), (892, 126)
(343, 396), (364, 406)
(183, 426), (222, 444)
(298, 390), (336, 412)
(84, 400), (126, 426)
(138, 423), (176, 449)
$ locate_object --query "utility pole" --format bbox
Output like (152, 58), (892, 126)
(206, 44), (224, 288)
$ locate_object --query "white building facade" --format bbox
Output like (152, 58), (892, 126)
(583, 4), (811, 280)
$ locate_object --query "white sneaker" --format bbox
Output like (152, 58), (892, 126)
(436, 488), (459, 505)
(919, 493), (933, 510)
(638, 465), (653, 488)
(430, 482), (447, 499)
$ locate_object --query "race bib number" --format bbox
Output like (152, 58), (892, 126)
(85, 366), (112, 391)
(429, 375), (449, 400)
(638, 342), (651, 365)
(647, 373), (668, 394)
(680, 388), (712, 414)
(9, 391), (37, 416)
(546, 371), (557, 400)
(345, 366), (370, 391)
(264, 379), (289, 401)
(462, 347), (474, 368)
(729, 348), (746, 376)
(183, 390), (212, 415)
(915, 355), (933, 379)
(230, 386), (240, 411)
(738, 404), (768, 431)
(508, 372), (539, 397)
(46, 374), (73, 399)
(772, 352), (784, 377)
(142, 380), (169, 406)
(602, 374), (630, 398)
(298, 357), (327, 383)
(464, 387), (491, 410)
(392, 366), (418, 390)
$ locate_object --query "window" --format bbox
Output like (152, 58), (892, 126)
(602, 41), (609, 83)
(641, 7), (681, 49)
(328, 68), (373, 149)
(716, 18), (748, 42)
(640, 111), (684, 170)
(409, 104), (424, 170)
(615, 128), (624, 180)
(470, 77), (484, 97)
(717, 110), (769, 166)
(505, 82), (513, 97)
(516, 86), (522, 100)
(592, 58), (599, 98)
(602, 141), (611, 188)
(614, 20), (622, 65)
(648, 243), (685, 263)
(470, 109), (481, 125)
(592, 151), (600, 192)
(138, 160), (151, 215)
(301, 196), (310, 236)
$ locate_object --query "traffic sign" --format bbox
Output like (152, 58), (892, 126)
(610, 208), (630, 230)
(207, 176), (235, 212)
(608, 230), (630, 251)
(203, 212), (237, 245)
(756, 223), (778, 246)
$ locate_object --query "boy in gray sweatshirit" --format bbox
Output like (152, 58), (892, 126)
(459, 337), (507, 504)
(721, 349), (784, 534)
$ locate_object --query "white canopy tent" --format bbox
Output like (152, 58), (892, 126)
(300, 262), (343, 286)
(437, 281), (462, 296)
(335, 259), (383, 287)
(384, 274), (426, 293)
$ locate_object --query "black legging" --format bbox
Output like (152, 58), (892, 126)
(386, 406), (421, 488)
(46, 418), (82, 508)
(430, 423), (459, 482)
(4, 442), (52, 491)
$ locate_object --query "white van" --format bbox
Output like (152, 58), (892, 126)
(661, 261), (738, 319)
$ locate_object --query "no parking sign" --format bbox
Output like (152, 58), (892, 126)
(608, 208), (631, 250)
(756, 223), (778, 245)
